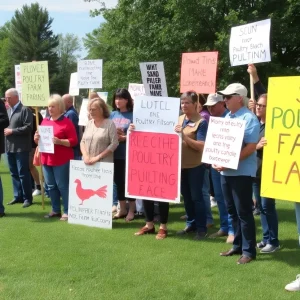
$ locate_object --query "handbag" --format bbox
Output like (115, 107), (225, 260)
(33, 147), (41, 166)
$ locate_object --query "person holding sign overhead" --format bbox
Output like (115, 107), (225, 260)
(34, 95), (78, 221)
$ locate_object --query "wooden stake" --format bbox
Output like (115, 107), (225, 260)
(250, 74), (255, 113)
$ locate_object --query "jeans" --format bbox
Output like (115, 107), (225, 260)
(43, 162), (70, 214)
(181, 164), (207, 233)
(253, 179), (279, 247)
(7, 151), (32, 203)
(203, 168), (214, 225)
(221, 175), (256, 258)
(211, 168), (234, 235)
(113, 183), (118, 207)
(295, 203), (300, 234)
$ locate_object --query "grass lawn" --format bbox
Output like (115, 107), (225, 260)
(0, 161), (300, 300)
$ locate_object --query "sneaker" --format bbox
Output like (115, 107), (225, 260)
(210, 197), (217, 208)
(260, 244), (280, 253)
(257, 241), (266, 249)
(32, 189), (41, 196)
(285, 275), (300, 292)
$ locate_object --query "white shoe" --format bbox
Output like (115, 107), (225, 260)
(285, 275), (300, 291)
(32, 189), (41, 196)
(211, 199), (217, 208)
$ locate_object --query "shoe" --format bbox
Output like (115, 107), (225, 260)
(209, 230), (228, 238)
(210, 199), (217, 208)
(180, 215), (187, 220)
(156, 229), (167, 240)
(0, 213), (6, 217)
(7, 199), (22, 205)
(134, 226), (155, 236)
(257, 241), (266, 249)
(44, 212), (61, 218)
(32, 189), (41, 196)
(285, 275), (300, 292)
(260, 244), (280, 253)
(176, 226), (196, 235)
(206, 223), (214, 229)
(194, 232), (207, 240)
(237, 255), (254, 264)
(220, 248), (242, 257)
(22, 201), (32, 208)
(253, 208), (260, 216)
(226, 234), (234, 244)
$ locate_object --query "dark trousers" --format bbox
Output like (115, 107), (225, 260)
(7, 151), (33, 203)
(143, 200), (169, 224)
(221, 175), (256, 258)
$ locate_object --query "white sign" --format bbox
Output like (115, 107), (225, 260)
(77, 59), (103, 89)
(229, 19), (271, 66)
(97, 92), (108, 103)
(128, 83), (146, 99)
(78, 98), (89, 126)
(68, 160), (113, 229)
(133, 96), (180, 133)
(202, 117), (246, 169)
(38, 125), (54, 153)
(15, 65), (22, 101)
(69, 72), (79, 96)
(139, 62), (168, 97)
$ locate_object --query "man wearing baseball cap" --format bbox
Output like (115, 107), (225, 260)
(214, 83), (260, 264)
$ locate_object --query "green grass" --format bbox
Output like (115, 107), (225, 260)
(0, 161), (300, 300)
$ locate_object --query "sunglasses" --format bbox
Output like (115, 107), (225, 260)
(224, 94), (239, 100)
(256, 104), (266, 108)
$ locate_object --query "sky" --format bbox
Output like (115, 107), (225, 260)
(0, 0), (119, 57)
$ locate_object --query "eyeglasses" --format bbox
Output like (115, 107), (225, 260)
(224, 94), (239, 100)
(256, 104), (266, 108)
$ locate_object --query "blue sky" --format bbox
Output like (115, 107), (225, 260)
(0, 0), (118, 57)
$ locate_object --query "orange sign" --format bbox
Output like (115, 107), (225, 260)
(180, 52), (218, 94)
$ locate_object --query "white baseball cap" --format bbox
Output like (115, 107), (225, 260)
(217, 83), (248, 97)
(204, 93), (224, 106)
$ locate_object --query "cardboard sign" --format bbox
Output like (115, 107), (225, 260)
(15, 65), (22, 101)
(202, 117), (246, 169)
(261, 77), (300, 202)
(78, 99), (89, 126)
(229, 19), (271, 66)
(126, 131), (181, 202)
(97, 92), (108, 103)
(133, 96), (180, 134)
(38, 125), (54, 154)
(128, 83), (146, 99)
(77, 59), (103, 89)
(68, 160), (113, 229)
(180, 52), (218, 94)
(69, 72), (79, 96)
(20, 61), (50, 107)
(139, 62), (168, 97)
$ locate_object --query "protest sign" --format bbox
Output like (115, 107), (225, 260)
(128, 83), (146, 99)
(97, 92), (108, 103)
(77, 59), (103, 89)
(133, 96), (180, 134)
(139, 62), (168, 97)
(229, 19), (271, 66)
(261, 77), (300, 202)
(78, 99), (89, 126)
(15, 65), (22, 101)
(69, 72), (79, 96)
(20, 61), (50, 107)
(202, 117), (246, 169)
(38, 125), (54, 154)
(180, 52), (218, 94)
(68, 160), (113, 229)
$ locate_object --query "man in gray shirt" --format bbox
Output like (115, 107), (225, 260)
(5, 88), (33, 208)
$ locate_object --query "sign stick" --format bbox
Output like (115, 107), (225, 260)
(250, 75), (255, 113)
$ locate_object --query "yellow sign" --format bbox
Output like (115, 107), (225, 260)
(261, 76), (300, 202)
(20, 61), (50, 107)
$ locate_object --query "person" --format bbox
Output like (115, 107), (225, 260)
(62, 94), (81, 160)
(110, 88), (134, 222)
(216, 83), (260, 264)
(34, 94), (77, 221)
(5, 88), (33, 208)
(80, 97), (118, 165)
(203, 93), (234, 243)
(285, 275), (300, 292)
(0, 98), (9, 216)
(175, 91), (208, 240)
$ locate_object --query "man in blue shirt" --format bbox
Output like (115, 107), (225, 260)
(214, 83), (260, 264)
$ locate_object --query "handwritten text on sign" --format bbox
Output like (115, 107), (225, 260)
(68, 160), (113, 229)
(140, 62), (168, 97)
(77, 59), (103, 89)
(78, 99), (89, 126)
(20, 61), (50, 107)
(229, 19), (271, 66)
(38, 126), (54, 154)
(126, 132), (180, 202)
(180, 52), (218, 94)
(202, 117), (245, 169)
(133, 96), (180, 133)
(128, 83), (146, 99)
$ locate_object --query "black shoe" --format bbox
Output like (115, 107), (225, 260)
(7, 199), (22, 205)
(23, 201), (32, 208)
(0, 213), (6, 217)
(194, 231), (207, 240)
(177, 226), (197, 235)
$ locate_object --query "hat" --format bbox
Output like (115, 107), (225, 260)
(217, 83), (248, 97)
(204, 93), (223, 106)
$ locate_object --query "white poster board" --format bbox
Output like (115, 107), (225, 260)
(202, 117), (246, 169)
(128, 83), (146, 99)
(77, 59), (103, 89)
(97, 92), (108, 103)
(38, 125), (54, 153)
(78, 98), (89, 126)
(139, 62), (168, 97)
(229, 19), (271, 66)
(15, 65), (22, 101)
(133, 96), (180, 134)
(68, 160), (113, 229)
(69, 72), (79, 96)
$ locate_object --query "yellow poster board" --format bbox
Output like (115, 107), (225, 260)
(261, 76), (300, 202)
(20, 61), (50, 107)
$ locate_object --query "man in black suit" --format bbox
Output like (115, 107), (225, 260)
(4, 88), (33, 208)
